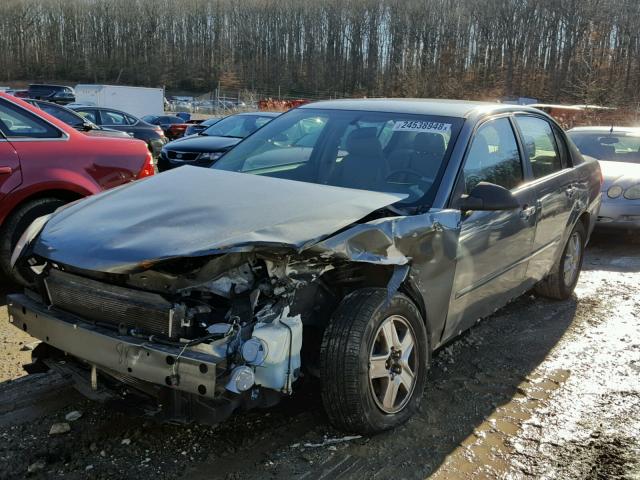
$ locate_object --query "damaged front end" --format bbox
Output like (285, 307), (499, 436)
(8, 251), (332, 424)
(8, 168), (462, 425)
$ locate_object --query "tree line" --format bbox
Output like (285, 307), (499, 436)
(1, 0), (639, 107)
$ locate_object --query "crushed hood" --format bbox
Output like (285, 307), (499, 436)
(33, 167), (405, 273)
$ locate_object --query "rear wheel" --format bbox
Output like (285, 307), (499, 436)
(320, 288), (429, 434)
(535, 221), (586, 300)
(0, 198), (66, 285)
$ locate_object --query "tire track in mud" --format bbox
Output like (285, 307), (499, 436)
(507, 266), (640, 479)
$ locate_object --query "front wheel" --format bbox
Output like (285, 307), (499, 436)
(535, 221), (586, 300)
(0, 197), (66, 285)
(320, 288), (429, 434)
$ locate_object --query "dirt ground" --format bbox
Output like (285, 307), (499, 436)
(0, 234), (639, 479)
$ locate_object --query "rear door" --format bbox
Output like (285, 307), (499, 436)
(444, 116), (538, 340)
(99, 109), (134, 135)
(513, 115), (574, 281)
(74, 108), (100, 125)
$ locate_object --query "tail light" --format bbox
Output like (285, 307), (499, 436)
(137, 151), (155, 179)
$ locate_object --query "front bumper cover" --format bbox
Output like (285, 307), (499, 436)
(7, 293), (219, 399)
(597, 198), (640, 230)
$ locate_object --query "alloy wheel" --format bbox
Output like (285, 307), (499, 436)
(369, 315), (418, 413)
(563, 231), (582, 287)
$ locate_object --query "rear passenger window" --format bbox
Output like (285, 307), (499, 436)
(102, 111), (127, 126)
(515, 116), (563, 178)
(463, 118), (523, 192)
(0, 101), (62, 139)
(76, 110), (98, 123)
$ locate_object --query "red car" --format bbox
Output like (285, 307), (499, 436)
(0, 92), (154, 283)
(141, 115), (202, 140)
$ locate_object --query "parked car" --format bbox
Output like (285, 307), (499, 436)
(25, 100), (131, 139)
(9, 99), (600, 434)
(26, 84), (75, 104)
(142, 115), (197, 141)
(183, 116), (222, 136)
(0, 92), (154, 284)
(157, 112), (280, 171)
(568, 126), (640, 230)
(70, 106), (167, 157)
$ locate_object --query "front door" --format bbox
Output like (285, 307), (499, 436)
(0, 101), (26, 202)
(0, 139), (21, 203)
(443, 116), (538, 341)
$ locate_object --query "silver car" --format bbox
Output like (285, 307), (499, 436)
(568, 126), (640, 230)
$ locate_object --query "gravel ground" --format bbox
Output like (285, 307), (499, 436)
(0, 234), (638, 479)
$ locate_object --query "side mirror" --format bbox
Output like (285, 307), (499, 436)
(81, 122), (95, 132)
(459, 182), (520, 211)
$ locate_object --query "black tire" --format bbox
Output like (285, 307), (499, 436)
(320, 288), (429, 434)
(535, 221), (586, 300)
(0, 197), (66, 285)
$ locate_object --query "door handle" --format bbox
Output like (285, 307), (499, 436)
(565, 185), (576, 198)
(0, 166), (13, 175)
(520, 205), (537, 219)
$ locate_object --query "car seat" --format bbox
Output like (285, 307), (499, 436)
(330, 127), (386, 189)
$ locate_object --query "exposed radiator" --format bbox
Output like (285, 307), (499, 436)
(45, 269), (180, 338)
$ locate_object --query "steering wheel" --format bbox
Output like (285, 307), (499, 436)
(386, 168), (434, 187)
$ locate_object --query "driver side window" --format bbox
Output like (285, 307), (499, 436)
(463, 118), (523, 192)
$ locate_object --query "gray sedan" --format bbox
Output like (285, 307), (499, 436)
(568, 126), (640, 230)
(10, 100), (601, 434)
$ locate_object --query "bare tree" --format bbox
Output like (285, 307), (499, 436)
(0, 0), (637, 107)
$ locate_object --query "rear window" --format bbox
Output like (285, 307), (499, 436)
(569, 131), (640, 164)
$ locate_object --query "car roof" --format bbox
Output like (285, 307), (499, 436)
(568, 126), (640, 135)
(299, 98), (541, 119)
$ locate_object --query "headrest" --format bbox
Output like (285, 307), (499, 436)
(469, 135), (490, 158)
(524, 136), (536, 158)
(346, 127), (382, 157)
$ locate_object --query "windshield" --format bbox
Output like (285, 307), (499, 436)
(569, 131), (640, 164)
(212, 108), (462, 204)
(203, 114), (274, 138)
